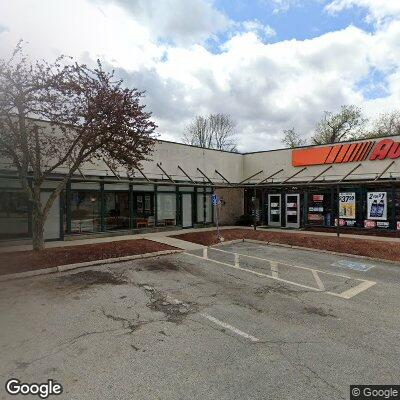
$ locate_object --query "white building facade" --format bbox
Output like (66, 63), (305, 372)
(1, 128), (400, 243)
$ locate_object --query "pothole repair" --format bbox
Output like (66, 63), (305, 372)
(140, 284), (198, 323)
(57, 270), (127, 289)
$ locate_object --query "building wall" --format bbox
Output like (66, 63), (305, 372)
(215, 188), (244, 225)
(243, 135), (400, 184)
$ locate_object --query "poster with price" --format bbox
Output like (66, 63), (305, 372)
(339, 192), (356, 219)
(367, 192), (387, 221)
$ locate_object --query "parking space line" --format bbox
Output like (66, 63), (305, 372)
(184, 252), (323, 292)
(212, 247), (355, 280)
(312, 270), (325, 291)
(270, 261), (279, 278)
(184, 248), (377, 300)
(337, 280), (377, 299)
(200, 313), (260, 342)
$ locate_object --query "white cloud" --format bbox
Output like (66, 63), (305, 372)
(269, 0), (300, 14)
(0, 0), (400, 151)
(93, 0), (232, 45)
(241, 20), (276, 39)
(325, 0), (400, 25)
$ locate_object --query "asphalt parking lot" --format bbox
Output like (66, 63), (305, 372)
(1, 241), (399, 400)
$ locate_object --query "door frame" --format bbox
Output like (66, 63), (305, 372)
(285, 193), (300, 228)
(268, 194), (281, 227)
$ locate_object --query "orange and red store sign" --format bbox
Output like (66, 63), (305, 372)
(292, 138), (400, 167)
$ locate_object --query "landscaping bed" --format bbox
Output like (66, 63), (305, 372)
(173, 229), (400, 262)
(0, 239), (177, 276)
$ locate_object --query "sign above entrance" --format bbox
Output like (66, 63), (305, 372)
(292, 138), (400, 167)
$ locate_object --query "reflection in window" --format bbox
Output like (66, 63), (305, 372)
(70, 191), (100, 233)
(105, 192), (130, 231)
(134, 193), (154, 228)
(0, 191), (29, 239)
(157, 193), (176, 226)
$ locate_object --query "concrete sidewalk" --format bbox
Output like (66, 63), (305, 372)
(2, 225), (400, 254)
(258, 227), (400, 243)
(0, 226), (240, 253)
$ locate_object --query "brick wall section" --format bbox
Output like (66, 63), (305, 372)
(215, 188), (244, 225)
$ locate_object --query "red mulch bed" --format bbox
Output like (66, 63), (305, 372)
(0, 239), (177, 276)
(173, 229), (400, 263)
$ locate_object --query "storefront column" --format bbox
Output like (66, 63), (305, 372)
(154, 185), (158, 225)
(391, 184), (396, 230)
(128, 182), (133, 229)
(212, 187), (215, 223)
(193, 188), (197, 225)
(203, 187), (207, 227)
(303, 189), (308, 228)
(65, 179), (71, 234)
(335, 185), (340, 237)
(100, 178), (105, 232)
(330, 187), (335, 227)
(175, 186), (180, 226)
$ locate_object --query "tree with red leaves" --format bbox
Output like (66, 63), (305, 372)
(0, 43), (156, 250)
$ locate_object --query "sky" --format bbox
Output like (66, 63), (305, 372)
(0, 0), (400, 152)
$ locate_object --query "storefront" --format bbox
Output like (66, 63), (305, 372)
(243, 136), (400, 234)
(1, 123), (400, 243)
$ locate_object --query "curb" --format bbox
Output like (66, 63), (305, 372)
(209, 238), (399, 265)
(0, 249), (182, 282)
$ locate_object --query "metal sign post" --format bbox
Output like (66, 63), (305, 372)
(212, 193), (222, 241)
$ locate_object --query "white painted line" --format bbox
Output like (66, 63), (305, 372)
(185, 251), (376, 300)
(312, 270), (325, 291)
(184, 252), (323, 292)
(337, 280), (377, 299)
(211, 247), (360, 280)
(201, 313), (259, 342)
(270, 261), (279, 278)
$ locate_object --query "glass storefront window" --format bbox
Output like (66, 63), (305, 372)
(105, 192), (130, 231)
(197, 193), (204, 222)
(70, 191), (100, 233)
(157, 193), (176, 226)
(364, 189), (391, 230)
(133, 193), (155, 228)
(0, 191), (30, 239)
(307, 191), (333, 227)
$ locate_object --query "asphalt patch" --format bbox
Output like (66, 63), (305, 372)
(141, 284), (197, 323)
(57, 270), (127, 288)
(136, 259), (180, 272)
(304, 306), (336, 318)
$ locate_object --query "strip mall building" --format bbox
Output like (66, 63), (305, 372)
(1, 124), (400, 243)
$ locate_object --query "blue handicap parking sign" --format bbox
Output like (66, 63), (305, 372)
(211, 193), (219, 206)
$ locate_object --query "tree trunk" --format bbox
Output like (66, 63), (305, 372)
(32, 207), (45, 251)
(32, 187), (45, 251)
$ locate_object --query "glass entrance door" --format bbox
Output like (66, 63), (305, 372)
(285, 194), (300, 228)
(268, 194), (281, 227)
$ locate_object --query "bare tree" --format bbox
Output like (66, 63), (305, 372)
(208, 113), (237, 151)
(182, 113), (238, 151)
(311, 105), (367, 145)
(367, 110), (400, 138)
(281, 128), (307, 148)
(182, 115), (211, 148)
(0, 44), (156, 250)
